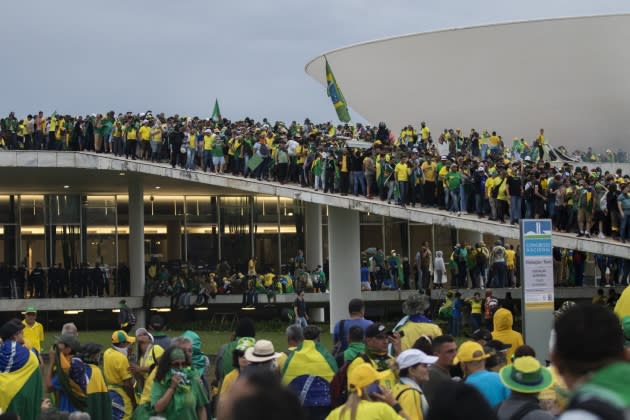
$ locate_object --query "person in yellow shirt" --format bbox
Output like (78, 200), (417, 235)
(467, 292), (483, 330)
(138, 120), (151, 160)
(393, 349), (437, 420)
(130, 328), (164, 397)
(219, 337), (255, 396)
(22, 306), (44, 355)
(535, 128), (545, 160)
(394, 156), (411, 208)
(103, 330), (137, 420)
(125, 121), (138, 160)
(328, 362), (406, 420)
(420, 121), (430, 144)
(488, 131), (501, 156)
(149, 120), (163, 162)
(421, 157), (437, 206)
(505, 245), (516, 287)
(495, 170), (509, 223)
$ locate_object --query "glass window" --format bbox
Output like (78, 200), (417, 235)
(220, 196), (251, 272)
(0, 196), (18, 266)
(85, 196), (117, 268)
(185, 196), (218, 224)
(49, 195), (81, 225)
(20, 195), (45, 270)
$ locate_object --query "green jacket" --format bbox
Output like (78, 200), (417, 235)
(569, 361), (630, 412)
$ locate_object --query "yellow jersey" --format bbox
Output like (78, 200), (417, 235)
(22, 320), (44, 353)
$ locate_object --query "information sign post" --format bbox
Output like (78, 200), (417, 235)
(520, 219), (555, 363)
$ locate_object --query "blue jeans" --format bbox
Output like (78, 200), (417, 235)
(492, 262), (507, 288)
(203, 150), (213, 171)
(449, 189), (460, 212)
(449, 316), (461, 337)
(295, 316), (308, 329)
(481, 144), (488, 160)
(459, 185), (467, 213)
(185, 148), (196, 170)
(525, 200), (533, 219)
(398, 181), (408, 206)
(510, 196), (522, 223)
(353, 171), (366, 195)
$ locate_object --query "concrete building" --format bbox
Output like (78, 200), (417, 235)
(0, 151), (627, 330)
(305, 14), (630, 150)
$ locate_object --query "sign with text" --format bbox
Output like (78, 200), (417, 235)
(521, 219), (554, 310)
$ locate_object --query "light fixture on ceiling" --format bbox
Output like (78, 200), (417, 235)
(155, 186), (161, 190)
(63, 185), (70, 189)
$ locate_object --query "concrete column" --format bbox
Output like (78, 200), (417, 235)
(305, 203), (323, 270)
(128, 178), (146, 328)
(167, 221), (182, 260)
(458, 229), (483, 246)
(327, 207), (361, 333)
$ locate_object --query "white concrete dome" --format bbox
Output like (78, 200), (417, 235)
(305, 14), (630, 150)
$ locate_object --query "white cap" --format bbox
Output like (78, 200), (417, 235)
(396, 349), (438, 369)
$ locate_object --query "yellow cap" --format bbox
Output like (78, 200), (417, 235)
(112, 330), (135, 344)
(348, 363), (390, 394)
(454, 341), (490, 364)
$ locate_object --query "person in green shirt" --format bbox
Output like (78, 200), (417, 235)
(150, 347), (208, 420)
(445, 164), (462, 214)
(343, 325), (367, 363)
(275, 143), (289, 184)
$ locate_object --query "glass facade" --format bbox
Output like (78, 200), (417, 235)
(0, 193), (506, 275)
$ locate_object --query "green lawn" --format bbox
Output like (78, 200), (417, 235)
(42, 325), (334, 356)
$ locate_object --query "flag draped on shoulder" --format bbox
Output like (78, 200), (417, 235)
(0, 342), (43, 419)
(325, 59), (351, 123)
(211, 99), (222, 122)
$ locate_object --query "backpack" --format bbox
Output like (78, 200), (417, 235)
(259, 142), (269, 157)
(497, 400), (539, 420)
(287, 375), (332, 408)
(492, 177), (505, 199)
(476, 248), (488, 266)
(330, 320), (346, 360)
(330, 354), (370, 408)
(566, 396), (626, 420)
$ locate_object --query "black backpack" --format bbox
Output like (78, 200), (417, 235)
(259, 142), (269, 157)
(329, 354), (370, 408)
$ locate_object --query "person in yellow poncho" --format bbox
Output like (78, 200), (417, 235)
(491, 308), (524, 363)
(614, 286), (630, 319)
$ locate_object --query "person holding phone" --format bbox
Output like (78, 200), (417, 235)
(326, 362), (408, 420)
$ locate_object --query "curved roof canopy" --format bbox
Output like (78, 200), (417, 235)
(305, 15), (630, 149)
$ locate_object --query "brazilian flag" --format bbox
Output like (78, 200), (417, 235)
(0, 349), (43, 419)
(325, 59), (351, 123)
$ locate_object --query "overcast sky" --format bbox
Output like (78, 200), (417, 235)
(2, 0), (628, 123)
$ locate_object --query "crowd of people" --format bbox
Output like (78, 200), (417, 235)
(2, 236), (630, 305)
(1, 112), (630, 242)
(1, 292), (629, 420)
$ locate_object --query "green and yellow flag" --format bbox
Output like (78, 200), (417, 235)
(0, 351), (43, 419)
(325, 59), (351, 123)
